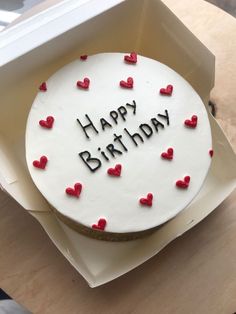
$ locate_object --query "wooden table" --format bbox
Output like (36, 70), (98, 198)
(1, 1), (235, 313)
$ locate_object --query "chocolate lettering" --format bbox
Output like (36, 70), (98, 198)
(139, 123), (153, 138)
(110, 110), (119, 124)
(78, 151), (101, 172)
(77, 104), (170, 172)
(77, 114), (99, 139)
(113, 133), (128, 151)
(100, 118), (112, 131)
(158, 109), (169, 125)
(151, 118), (164, 131)
(98, 147), (109, 161)
(117, 106), (128, 121)
(124, 127), (144, 146)
(126, 100), (136, 115)
(106, 144), (123, 157)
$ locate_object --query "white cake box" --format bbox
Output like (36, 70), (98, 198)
(0, 0), (235, 287)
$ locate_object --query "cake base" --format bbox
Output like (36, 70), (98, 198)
(50, 206), (160, 241)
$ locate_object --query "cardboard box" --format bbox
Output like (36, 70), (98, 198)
(0, 0), (235, 287)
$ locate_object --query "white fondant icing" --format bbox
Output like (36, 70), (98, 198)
(25, 53), (212, 233)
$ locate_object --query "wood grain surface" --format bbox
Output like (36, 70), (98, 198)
(0, 1), (236, 313)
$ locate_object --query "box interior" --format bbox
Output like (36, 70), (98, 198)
(0, 0), (214, 210)
(4, 0), (236, 288)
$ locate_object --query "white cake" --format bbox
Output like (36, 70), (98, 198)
(25, 52), (212, 240)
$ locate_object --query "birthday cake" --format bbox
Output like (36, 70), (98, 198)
(25, 52), (212, 241)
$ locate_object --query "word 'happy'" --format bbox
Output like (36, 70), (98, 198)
(76, 100), (170, 172)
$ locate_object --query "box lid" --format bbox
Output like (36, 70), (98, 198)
(0, 0), (124, 66)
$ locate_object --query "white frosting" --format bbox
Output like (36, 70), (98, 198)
(25, 53), (212, 233)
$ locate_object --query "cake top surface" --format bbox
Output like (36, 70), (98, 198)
(25, 52), (212, 234)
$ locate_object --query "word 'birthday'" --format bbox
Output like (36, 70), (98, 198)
(76, 100), (170, 172)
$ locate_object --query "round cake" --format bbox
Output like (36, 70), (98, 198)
(25, 52), (212, 241)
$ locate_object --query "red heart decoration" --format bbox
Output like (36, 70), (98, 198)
(160, 84), (173, 95)
(161, 147), (174, 160)
(92, 218), (107, 231)
(176, 176), (190, 189)
(184, 115), (198, 128)
(209, 149), (214, 158)
(139, 193), (153, 207)
(120, 77), (133, 89)
(39, 82), (47, 92)
(65, 183), (82, 197)
(80, 55), (88, 60)
(39, 116), (54, 129)
(33, 156), (48, 169)
(107, 164), (122, 177)
(124, 52), (137, 64)
(77, 78), (90, 89)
